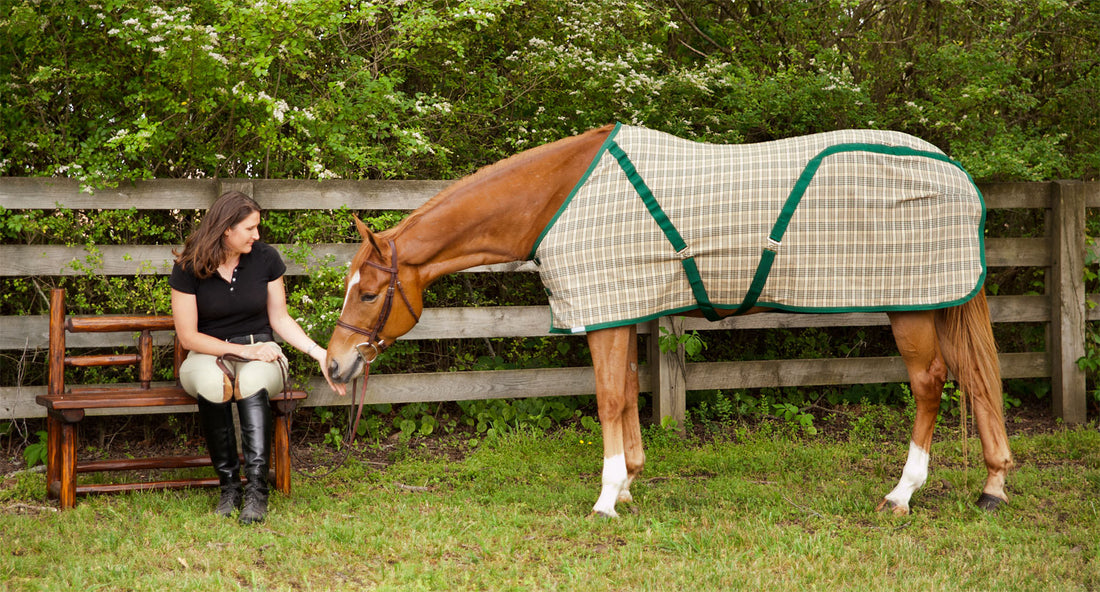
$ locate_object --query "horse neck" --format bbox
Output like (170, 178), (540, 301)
(393, 127), (612, 284)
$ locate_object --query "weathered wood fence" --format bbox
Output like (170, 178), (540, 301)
(1, 178), (1097, 424)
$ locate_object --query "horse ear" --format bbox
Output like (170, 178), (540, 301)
(353, 215), (371, 240)
(353, 215), (383, 254)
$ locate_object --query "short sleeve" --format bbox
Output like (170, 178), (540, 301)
(258, 242), (286, 281)
(169, 262), (198, 294)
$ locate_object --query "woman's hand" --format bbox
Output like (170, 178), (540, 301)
(317, 349), (347, 397)
(241, 342), (282, 363)
(266, 278), (346, 396)
(303, 342), (345, 396)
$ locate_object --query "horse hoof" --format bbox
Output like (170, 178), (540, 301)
(976, 493), (1007, 512)
(589, 510), (617, 520)
(876, 498), (910, 516)
(617, 490), (634, 504)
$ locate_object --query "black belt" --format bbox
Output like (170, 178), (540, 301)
(225, 333), (273, 345)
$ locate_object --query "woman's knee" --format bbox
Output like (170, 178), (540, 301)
(236, 358), (285, 398)
(179, 353), (228, 403)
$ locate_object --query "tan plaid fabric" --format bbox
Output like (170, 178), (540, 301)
(532, 125), (985, 333)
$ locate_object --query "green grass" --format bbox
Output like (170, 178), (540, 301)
(3, 423), (1100, 591)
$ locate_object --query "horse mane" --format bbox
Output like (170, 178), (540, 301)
(387, 125), (614, 236)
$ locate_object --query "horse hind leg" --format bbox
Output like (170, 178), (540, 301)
(587, 326), (645, 518)
(879, 311), (948, 515)
(936, 292), (1012, 510)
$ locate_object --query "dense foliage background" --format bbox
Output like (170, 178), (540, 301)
(3, 0), (1098, 184)
(1, 0), (1098, 440)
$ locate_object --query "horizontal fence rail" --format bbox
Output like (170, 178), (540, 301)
(1, 178), (1097, 424)
(0, 238), (1056, 277)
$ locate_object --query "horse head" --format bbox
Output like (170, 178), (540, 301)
(326, 217), (423, 384)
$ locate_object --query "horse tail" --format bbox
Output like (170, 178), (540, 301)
(934, 289), (1005, 432)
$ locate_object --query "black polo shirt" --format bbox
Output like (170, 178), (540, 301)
(169, 241), (287, 340)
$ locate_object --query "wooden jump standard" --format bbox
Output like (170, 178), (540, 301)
(36, 289), (308, 510)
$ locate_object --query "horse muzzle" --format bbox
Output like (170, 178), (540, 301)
(327, 340), (386, 384)
(328, 352), (364, 384)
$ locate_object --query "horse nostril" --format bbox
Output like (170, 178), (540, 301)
(328, 359), (342, 379)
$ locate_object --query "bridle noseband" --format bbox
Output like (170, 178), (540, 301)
(335, 238), (420, 368)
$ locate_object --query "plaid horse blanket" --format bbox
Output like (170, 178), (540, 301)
(530, 124), (985, 334)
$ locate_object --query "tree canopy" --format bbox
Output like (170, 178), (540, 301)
(2, 0), (1098, 185)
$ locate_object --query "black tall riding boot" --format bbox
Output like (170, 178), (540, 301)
(197, 397), (242, 517)
(237, 389), (273, 524)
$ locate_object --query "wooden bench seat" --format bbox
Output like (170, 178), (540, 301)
(38, 288), (309, 510)
(40, 386), (205, 410)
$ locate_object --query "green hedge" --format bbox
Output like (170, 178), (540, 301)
(3, 0), (1097, 185)
(2, 0), (1095, 430)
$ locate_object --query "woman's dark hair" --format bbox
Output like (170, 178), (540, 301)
(173, 191), (262, 279)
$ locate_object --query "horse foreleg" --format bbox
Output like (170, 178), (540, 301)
(617, 327), (644, 505)
(879, 311), (948, 515)
(588, 325), (644, 518)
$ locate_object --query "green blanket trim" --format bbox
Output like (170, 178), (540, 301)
(606, 142), (722, 321)
(733, 142), (987, 315)
(528, 123), (623, 260)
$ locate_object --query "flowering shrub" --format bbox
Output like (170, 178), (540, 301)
(1, 0), (1097, 434)
(2, 0), (1096, 186)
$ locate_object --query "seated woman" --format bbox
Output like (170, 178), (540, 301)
(170, 191), (339, 524)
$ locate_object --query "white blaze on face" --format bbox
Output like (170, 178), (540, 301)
(342, 270), (360, 312)
(884, 440), (930, 511)
(592, 454), (627, 518)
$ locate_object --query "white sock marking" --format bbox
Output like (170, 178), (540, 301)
(884, 441), (930, 511)
(617, 473), (635, 504)
(593, 454), (627, 517)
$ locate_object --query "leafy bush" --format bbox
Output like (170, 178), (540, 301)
(2, 0), (1095, 441)
(3, 0), (1096, 186)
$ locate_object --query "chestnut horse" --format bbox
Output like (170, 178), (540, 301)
(325, 124), (1013, 517)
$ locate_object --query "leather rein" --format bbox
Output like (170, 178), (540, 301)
(334, 238), (420, 443)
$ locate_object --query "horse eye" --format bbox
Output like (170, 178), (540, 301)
(360, 292), (378, 303)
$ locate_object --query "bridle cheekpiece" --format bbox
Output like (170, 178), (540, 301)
(335, 238), (420, 368)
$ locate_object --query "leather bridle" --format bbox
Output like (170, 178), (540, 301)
(333, 238), (420, 443)
(335, 238), (420, 365)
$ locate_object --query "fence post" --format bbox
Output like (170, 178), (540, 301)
(1050, 180), (1087, 424)
(647, 316), (686, 430)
